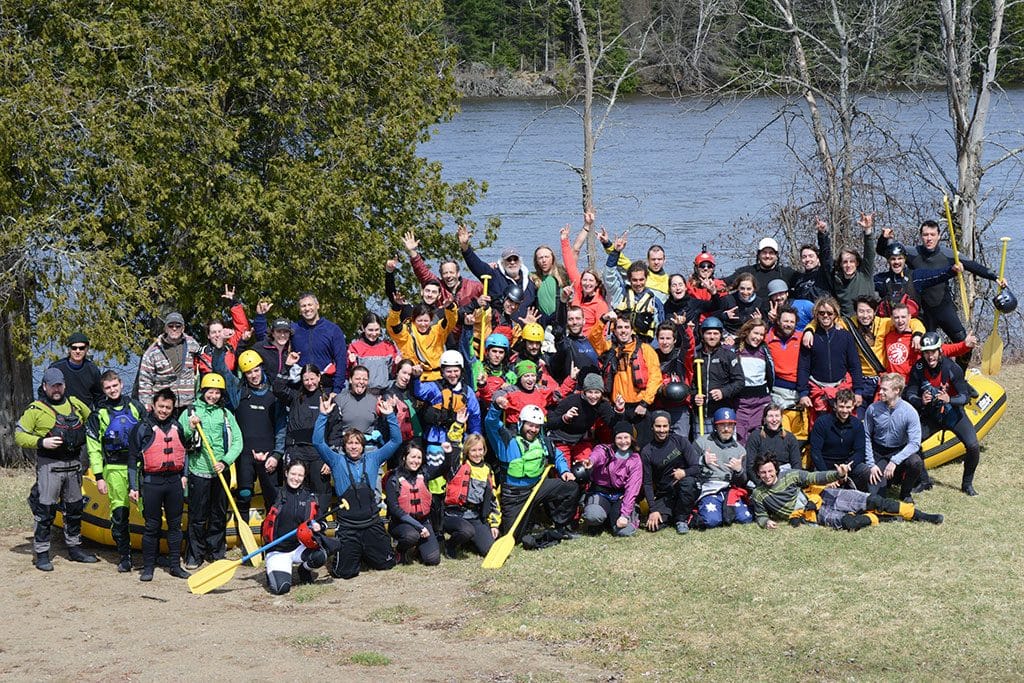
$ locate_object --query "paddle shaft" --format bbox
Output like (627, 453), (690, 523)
(943, 195), (972, 322)
(694, 358), (705, 436)
(982, 237), (1011, 375)
(481, 465), (553, 569)
(479, 275), (491, 360)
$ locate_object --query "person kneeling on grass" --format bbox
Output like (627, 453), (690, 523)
(386, 439), (447, 566)
(579, 422), (643, 537)
(751, 454), (943, 530)
(313, 393), (403, 580)
(261, 460), (337, 595)
(442, 433), (501, 558)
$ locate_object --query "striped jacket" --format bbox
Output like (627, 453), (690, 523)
(138, 334), (201, 408)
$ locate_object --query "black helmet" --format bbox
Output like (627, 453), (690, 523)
(570, 461), (591, 485)
(663, 382), (689, 403)
(920, 332), (943, 352)
(887, 243), (907, 258)
(504, 285), (525, 304)
(993, 288), (1018, 314)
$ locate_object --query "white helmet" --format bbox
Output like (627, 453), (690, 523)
(439, 350), (464, 368)
(520, 405), (545, 426)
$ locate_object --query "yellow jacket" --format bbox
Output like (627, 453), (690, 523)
(387, 304), (458, 381)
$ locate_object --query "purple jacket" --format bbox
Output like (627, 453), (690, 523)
(588, 444), (643, 517)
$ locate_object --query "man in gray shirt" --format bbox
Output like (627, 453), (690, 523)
(863, 373), (925, 501)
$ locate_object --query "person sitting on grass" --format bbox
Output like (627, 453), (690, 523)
(751, 454), (943, 530)
(693, 408), (752, 528)
(442, 433), (502, 558)
(641, 411), (701, 535)
(312, 393), (403, 580)
(385, 440), (444, 566)
(579, 422), (643, 537)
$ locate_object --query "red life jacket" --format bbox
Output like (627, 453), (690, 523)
(397, 473), (432, 519)
(261, 487), (318, 544)
(444, 462), (473, 507)
(141, 423), (186, 474)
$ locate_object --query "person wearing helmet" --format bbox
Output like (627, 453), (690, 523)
(600, 230), (665, 341)
(348, 312), (400, 392)
(560, 216), (609, 331)
(470, 333), (517, 409)
(685, 247), (728, 323)
(831, 212), (878, 316)
(640, 411), (701, 534)
(137, 311), (202, 413)
(195, 285), (252, 377)
(313, 393), (404, 579)
(765, 278), (813, 331)
(85, 370), (147, 572)
(547, 372), (621, 467)
(873, 236), (961, 319)
(493, 359), (577, 426)
(789, 217), (833, 302)
(386, 297), (459, 382)
(549, 305), (600, 383)
(652, 319), (694, 440)
(216, 348), (285, 519)
(589, 312), (664, 447)
(907, 333), (981, 496)
(692, 316), (744, 435)
(693, 407), (752, 528)
(458, 225), (536, 319)
(579, 422), (643, 536)
(886, 220), (1008, 361)
(750, 454), (943, 530)
(863, 373), (925, 502)
(484, 400), (580, 541)
(179, 372), (243, 569)
(261, 461), (327, 594)
(723, 236), (796, 299)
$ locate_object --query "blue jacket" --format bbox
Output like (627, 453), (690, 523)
(484, 403), (568, 487)
(796, 327), (864, 397)
(313, 412), (401, 497)
(411, 378), (482, 445)
(290, 317), (348, 392)
(461, 245), (536, 319)
(809, 413), (866, 470)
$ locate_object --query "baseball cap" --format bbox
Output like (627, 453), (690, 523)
(165, 312), (185, 326)
(501, 247), (520, 261)
(42, 368), (65, 386)
(758, 238), (780, 253)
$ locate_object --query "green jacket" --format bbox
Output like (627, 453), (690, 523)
(179, 400), (242, 475)
(15, 396), (91, 457)
(85, 396), (146, 476)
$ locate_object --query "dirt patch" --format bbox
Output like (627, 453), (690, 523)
(0, 530), (609, 682)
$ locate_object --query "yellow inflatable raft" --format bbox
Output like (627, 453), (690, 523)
(922, 369), (1006, 469)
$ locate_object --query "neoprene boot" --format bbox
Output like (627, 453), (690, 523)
(297, 567), (315, 584)
(139, 567), (154, 582)
(168, 565), (190, 579)
(912, 509), (944, 525)
(116, 554), (133, 573)
(961, 479), (978, 496)
(68, 546), (99, 563)
(35, 551), (54, 572)
(840, 514), (873, 531)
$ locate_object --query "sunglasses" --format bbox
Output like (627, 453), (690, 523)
(504, 256), (520, 263)
(166, 323), (184, 329)
(69, 345), (88, 351)
(817, 311), (836, 318)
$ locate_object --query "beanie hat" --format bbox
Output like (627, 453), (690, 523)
(613, 421), (633, 437)
(515, 360), (537, 380)
(67, 332), (89, 346)
(581, 373), (604, 393)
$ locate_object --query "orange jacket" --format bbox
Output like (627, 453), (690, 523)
(589, 320), (663, 405)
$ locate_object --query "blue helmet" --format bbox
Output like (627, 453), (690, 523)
(713, 407), (737, 424)
(485, 333), (510, 350)
(701, 316), (725, 332)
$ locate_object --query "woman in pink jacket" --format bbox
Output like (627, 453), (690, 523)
(580, 422), (643, 536)
(560, 219), (609, 331)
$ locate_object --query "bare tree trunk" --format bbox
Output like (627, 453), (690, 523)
(0, 281), (33, 467)
(938, 0), (1006, 315)
(569, 0), (600, 267)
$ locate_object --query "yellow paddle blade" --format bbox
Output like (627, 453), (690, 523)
(981, 335), (1003, 376)
(236, 520), (263, 568)
(187, 558), (242, 595)
(481, 534), (516, 569)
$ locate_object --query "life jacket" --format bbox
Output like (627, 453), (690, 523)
(429, 383), (468, 429)
(141, 422), (187, 474)
(102, 403), (142, 464)
(397, 473), (432, 519)
(506, 436), (548, 480)
(36, 401), (86, 456)
(394, 396), (420, 440)
(877, 272), (920, 318)
(616, 289), (658, 338)
(601, 341), (649, 394)
(261, 486), (318, 544)
(444, 461), (492, 508)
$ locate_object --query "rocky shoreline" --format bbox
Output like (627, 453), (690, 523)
(454, 62), (560, 98)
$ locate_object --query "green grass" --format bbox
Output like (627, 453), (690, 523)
(287, 634), (333, 651)
(366, 603), (421, 624)
(291, 583), (330, 604)
(349, 651), (391, 666)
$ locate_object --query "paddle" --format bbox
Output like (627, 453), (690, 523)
(195, 423), (263, 568)
(694, 358), (705, 436)
(481, 465), (553, 569)
(478, 274), (491, 361)
(943, 195), (972, 322)
(187, 527), (297, 594)
(981, 237), (1011, 376)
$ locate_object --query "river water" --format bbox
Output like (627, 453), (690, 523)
(422, 90), (1024, 280)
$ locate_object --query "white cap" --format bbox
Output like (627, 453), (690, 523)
(758, 238), (780, 253)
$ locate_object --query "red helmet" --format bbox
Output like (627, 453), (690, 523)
(694, 250), (716, 267)
(297, 521), (319, 550)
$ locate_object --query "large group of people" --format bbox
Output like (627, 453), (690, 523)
(15, 210), (1010, 591)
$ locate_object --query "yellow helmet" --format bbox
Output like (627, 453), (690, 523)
(200, 373), (226, 390)
(237, 350), (263, 373)
(521, 323), (545, 343)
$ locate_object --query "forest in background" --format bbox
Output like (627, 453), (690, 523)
(442, 0), (1024, 93)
